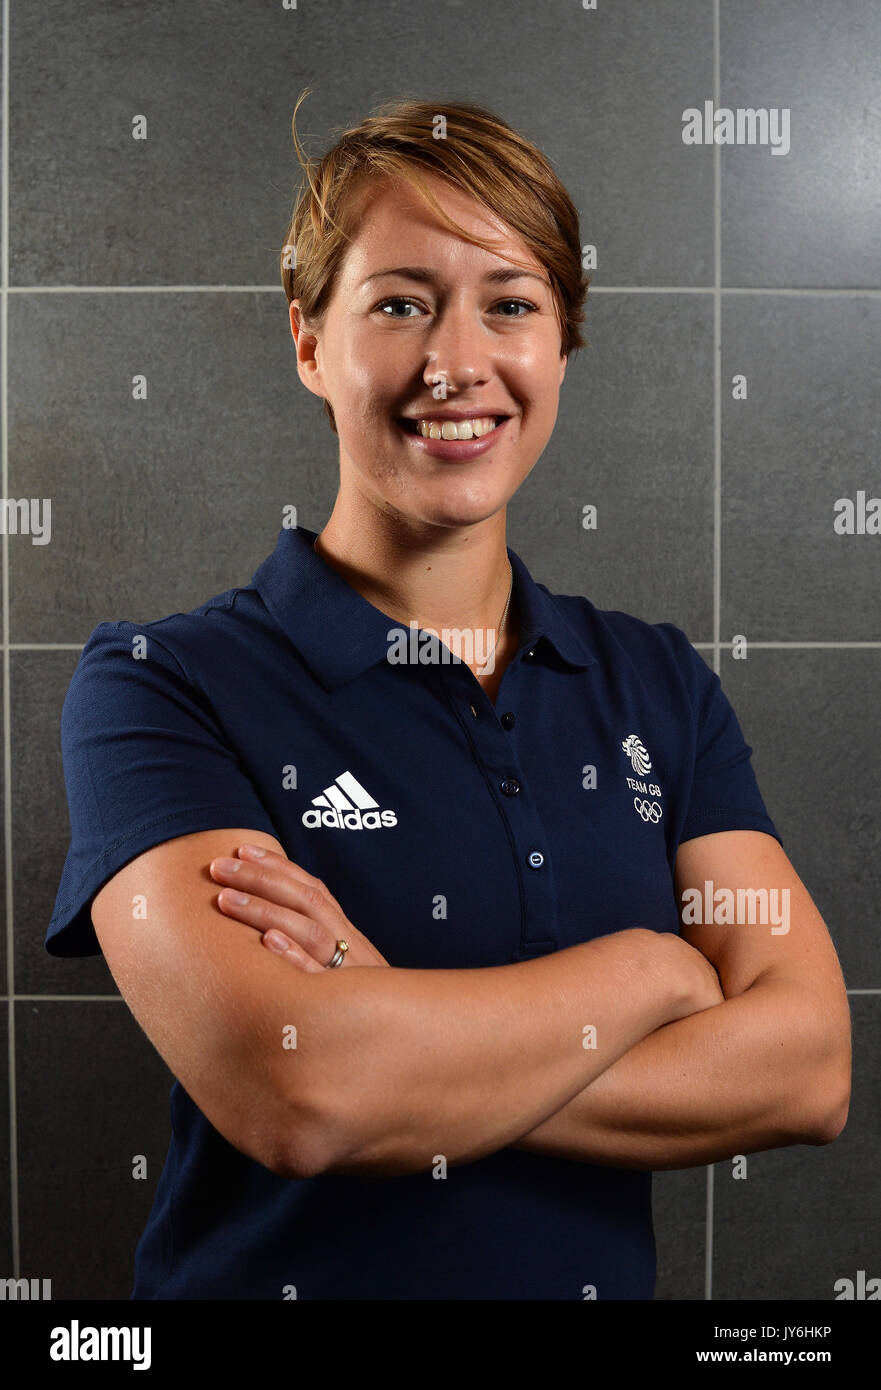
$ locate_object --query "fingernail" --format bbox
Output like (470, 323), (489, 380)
(264, 931), (289, 953)
(222, 889), (250, 907)
(240, 844), (266, 858)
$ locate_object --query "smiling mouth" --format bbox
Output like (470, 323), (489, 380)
(398, 415), (507, 440)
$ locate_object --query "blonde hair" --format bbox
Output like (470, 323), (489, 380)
(280, 90), (590, 433)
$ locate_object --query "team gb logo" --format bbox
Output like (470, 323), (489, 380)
(621, 734), (663, 824)
(622, 734), (652, 777)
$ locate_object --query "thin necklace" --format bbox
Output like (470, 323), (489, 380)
(313, 534), (513, 681)
(475, 563), (513, 679)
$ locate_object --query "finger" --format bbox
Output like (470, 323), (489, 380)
(262, 930), (326, 972)
(213, 885), (328, 968)
(210, 856), (343, 925)
(231, 846), (347, 917)
(236, 843), (330, 895)
(214, 885), (338, 967)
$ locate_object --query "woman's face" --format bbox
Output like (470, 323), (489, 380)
(291, 171), (568, 532)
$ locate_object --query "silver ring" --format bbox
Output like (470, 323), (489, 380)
(326, 939), (349, 969)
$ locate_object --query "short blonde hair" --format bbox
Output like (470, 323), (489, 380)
(280, 90), (590, 433)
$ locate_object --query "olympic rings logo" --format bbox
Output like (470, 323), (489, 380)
(633, 797), (663, 824)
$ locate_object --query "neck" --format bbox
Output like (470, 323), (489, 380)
(312, 496), (515, 645)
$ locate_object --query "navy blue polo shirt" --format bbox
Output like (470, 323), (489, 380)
(46, 522), (782, 1300)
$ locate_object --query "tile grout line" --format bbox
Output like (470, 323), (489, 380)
(2, 0), (19, 1283)
(6, 285), (881, 296)
(706, 0), (722, 1305)
(12, 996), (127, 1003)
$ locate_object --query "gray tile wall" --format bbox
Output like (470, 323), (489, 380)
(6, 0), (878, 1299)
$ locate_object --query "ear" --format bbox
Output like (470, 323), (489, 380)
(289, 299), (329, 405)
(559, 352), (568, 386)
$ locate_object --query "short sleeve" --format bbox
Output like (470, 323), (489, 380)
(661, 625), (783, 850)
(46, 621), (280, 958)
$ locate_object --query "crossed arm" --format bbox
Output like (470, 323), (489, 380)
(512, 831), (851, 1167)
(207, 828), (852, 1171)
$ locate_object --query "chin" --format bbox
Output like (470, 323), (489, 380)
(407, 488), (511, 526)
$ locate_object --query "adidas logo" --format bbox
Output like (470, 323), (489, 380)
(302, 769), (398, 830)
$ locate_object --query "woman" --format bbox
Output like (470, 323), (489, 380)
(46, 94), (851, 1301)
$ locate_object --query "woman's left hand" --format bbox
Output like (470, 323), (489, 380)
(209, 843), (390, 970)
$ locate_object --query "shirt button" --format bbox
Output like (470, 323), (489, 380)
(527, 851), (544, 869)
(500, 777), (521, 796)
(501, 711), (515, 729)
(469, 702), (479, 719)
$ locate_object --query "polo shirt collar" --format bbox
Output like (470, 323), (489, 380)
(252, 524), (596, 691)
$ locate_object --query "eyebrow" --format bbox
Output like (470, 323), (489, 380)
(360, 266), (550, 288)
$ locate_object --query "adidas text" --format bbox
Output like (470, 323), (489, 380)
(302, 807), (398, 830)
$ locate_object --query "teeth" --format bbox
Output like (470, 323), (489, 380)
(416, 416), (499, 440)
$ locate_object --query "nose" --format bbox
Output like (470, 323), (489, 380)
(422, 298), (493, 400)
